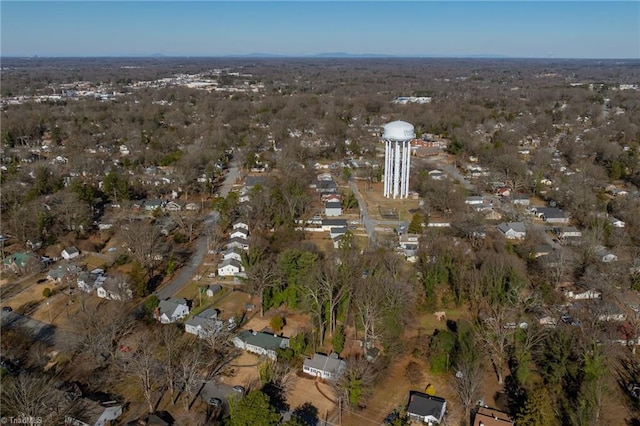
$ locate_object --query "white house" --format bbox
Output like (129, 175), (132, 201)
(230, 228), (249, 240)
(565, 289), (602, 300)
(464, 196), (484, 205)
(155, 298), (190, 324)
(497, 222), (526, 240)
(96, 277), (132, 301)
(512, 194), (531, 206)
(556, 226), (582, 239)
(232, 330), (290, 360)
(185, 308), (223, 338)
(61, 246), (80, 260)
(324, 201), (343, 217)
(223, 247), (244, 262)
(608, 217), (626, 228)
(302, 353), (347, 380)
(226, 237), (249, 251)
(399, 234), (420, 249)
(217, 258), (243, 277)
(232, 221), (249, 231)
(407, 392), (447, 425)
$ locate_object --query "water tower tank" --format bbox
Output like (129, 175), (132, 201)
(383, 120), (415, 141)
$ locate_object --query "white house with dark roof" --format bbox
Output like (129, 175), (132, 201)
(407, 391), (447, 425)
(222, 247), (244, 262)
(230, 228), (249, 240)
(155, 298), (190, 324)
(302, 353), (346, 380)
(324, 201), (342, 217)
(496, 222), (526, 240)
(233, 221), (249, 231)
(226, 237), (249, 251)
(185, 308), (223, 338)
(232, 330), (290, 360)
(61, 246), (80, 260)
(217, 258), (243, 277)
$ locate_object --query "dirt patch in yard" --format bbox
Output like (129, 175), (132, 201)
(219, 352), (261, 389)
(285, 375), (337, 421)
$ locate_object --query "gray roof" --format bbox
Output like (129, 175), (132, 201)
(536, 207), (567, 219)
(325, 201), (342, 209)
(235, 330), (289, 351)
(407, 392), (446, 418)
(303, 353), (346, 375)
(322, 218), (348, 227)
(497, 222), (526, 233)
(185, 308), (221, 328)
(158, 298), (188, 315)
(218, 258), (243, 269)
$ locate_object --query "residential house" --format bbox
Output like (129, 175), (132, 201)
(66, 400), (123, 426)
(496, 187), (511, 197)
(164, 201), (182, 211)
(597, 302), (627, 322)
(406, 391), (447, 425)
(77, 269), (107, 293)
(143, 199), (165, 212)
(61, 246), (80, 260)
(556, 226), (582, 239)
(226, 237), (249, 251)
(230, 228), (249, 240)
(321, 218), (348, 231)
(47, 263), (82, 282)
(302, 353), (347, 380)
(155, 298), (190, 324)
(564, 288), (602, 301)
(96, 277), (132, 301)
(511, 194), (531, 206)
(3, 252), (40, 274)
(217, 258), (243, 277)
(399, 234), (420, 249)
(534, 207), (570, 224)
(608, 217), (626, 228)
(323, 194), (341, 203)
(324, 201), (343, 217)
(465, 196), (484, 205)
(472, 406), (514, 426)
(595, 246), (618, 263)
(185, 202), (199, 211)
(222, 247), (244, 262)
(245, 176), (268, 189)
(496, 222), (526, 240)
(317, 172), (333, 181)
(316, 180), (337, 194)
(185, 308), (223, 338)
(329, 227), (348, 248)
(232, 330), (290, 360)
(233, 221), (250, 231)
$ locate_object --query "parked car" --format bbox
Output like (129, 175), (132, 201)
(2, 306), (13, 313)
(232, 385), (245, 394)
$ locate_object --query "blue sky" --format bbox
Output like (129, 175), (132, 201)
(1, 1), (639, 58)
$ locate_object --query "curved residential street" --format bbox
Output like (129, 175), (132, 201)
(157, 163), (239, 299)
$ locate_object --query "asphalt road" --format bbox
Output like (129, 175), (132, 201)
(1, 311), (59, 345)
(157, 163), (239, 299)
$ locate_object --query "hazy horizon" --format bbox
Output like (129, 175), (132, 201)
(2, 1), (639, 59)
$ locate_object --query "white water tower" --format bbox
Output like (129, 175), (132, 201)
(382, 120), (414, 199)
